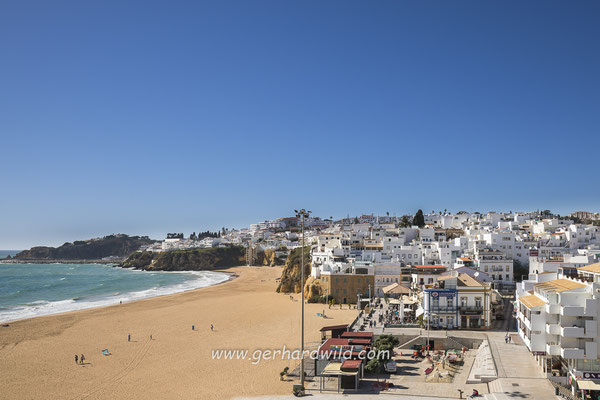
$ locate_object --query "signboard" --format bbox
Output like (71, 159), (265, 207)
(582, 372), (600, 380)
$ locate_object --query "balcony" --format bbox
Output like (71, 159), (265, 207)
(561, 326), (586, 338)
(546, 343), (561, 356)
(561, 347), (585, 359)
(546, 304), (561, 314)
(561, 306), (585, 317)
(459, 306), (483, 315)
(430, 306), (457, 313)
(546, 323), (561, 335)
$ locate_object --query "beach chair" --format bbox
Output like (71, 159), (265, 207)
(102, 349), (111, 356)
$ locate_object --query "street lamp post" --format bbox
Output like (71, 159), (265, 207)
(295, 208), (311, 389)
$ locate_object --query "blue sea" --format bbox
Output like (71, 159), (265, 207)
(0, 261), (230, 323)
(0, 250), (20, 259)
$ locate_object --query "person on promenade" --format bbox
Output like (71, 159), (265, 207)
(75, 354), (78, 364)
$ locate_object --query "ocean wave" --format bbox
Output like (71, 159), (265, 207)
(0, 271), (230, 323)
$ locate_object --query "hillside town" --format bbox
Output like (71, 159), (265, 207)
(142, 209), (600, 398)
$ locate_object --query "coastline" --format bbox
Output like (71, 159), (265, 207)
(0, 258), (123, 264)
(0, 266), (357, 400)
(0, 264), (237, 324)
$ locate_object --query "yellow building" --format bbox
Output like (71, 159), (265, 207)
(320, 274), (375, 304)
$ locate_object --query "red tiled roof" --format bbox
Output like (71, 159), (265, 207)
(341, 359), (362, 370)
(341, 331), (373, 338)
(319, 324), (348, 332)
(348, 338), (371, 345)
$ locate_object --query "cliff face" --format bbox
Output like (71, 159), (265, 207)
(255, 249), (286, 267)
(119, 247), (245, 271)
(276, 246), (311, 294)
(15, 235), (156, 260)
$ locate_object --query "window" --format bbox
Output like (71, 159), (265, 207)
(475, 297), (482, 308)
(461, 297), (467, 307)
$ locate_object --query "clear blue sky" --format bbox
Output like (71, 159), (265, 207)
(1, 1), (599, 249)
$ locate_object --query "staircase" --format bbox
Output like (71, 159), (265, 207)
(447, 335), (469, 349)
(396, 335), (421, 349)
(550, 380), (580, 400)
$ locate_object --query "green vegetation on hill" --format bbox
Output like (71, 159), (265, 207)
(119, 246), (245, 271)
(15, 234), (156, 260)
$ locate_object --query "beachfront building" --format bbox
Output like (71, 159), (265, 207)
(314, 332), (373, 392)
(516, 263), (600, 395)
(437, 273), (492, 329)
(319, 268), (375, 304)
(423, 287), (458, 329)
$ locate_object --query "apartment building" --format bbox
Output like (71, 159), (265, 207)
(516, 264), (600, 393)
(474, 249), (514, 286)
(320, 272), (375, 304)
(434, 273), (492, 329)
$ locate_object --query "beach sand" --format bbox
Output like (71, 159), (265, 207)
(0, 266), (357, 400)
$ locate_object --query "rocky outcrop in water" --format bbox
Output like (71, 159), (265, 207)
(14, 234), (156, 260)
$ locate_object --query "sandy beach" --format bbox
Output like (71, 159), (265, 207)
(0, 266), (357, 400)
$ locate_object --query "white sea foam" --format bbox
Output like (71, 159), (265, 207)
(0, 270), (230, 323)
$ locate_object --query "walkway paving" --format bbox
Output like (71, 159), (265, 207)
(483, 331), (555, 400)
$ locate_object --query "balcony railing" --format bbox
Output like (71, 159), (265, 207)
(430, 306), (457, 313)
(459, 306), (483, 314)
(561, 326), (586, 338)
(561, 347), (585, 359)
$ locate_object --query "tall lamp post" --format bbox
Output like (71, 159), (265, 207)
(295, 208), (311, 389)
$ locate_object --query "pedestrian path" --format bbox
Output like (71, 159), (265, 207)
(484, 331), (555, 400)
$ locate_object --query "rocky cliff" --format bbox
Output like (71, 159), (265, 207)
(276, 246), (311, 294)
(118, 246), (245, 271)
(14, 234), (156, 260)
(254, 248), (287, 267)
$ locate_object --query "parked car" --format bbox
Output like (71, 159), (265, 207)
(384, 361), (397, 373)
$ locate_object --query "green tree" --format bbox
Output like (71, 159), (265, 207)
(400, 215), (411, 228)
(513, 260), (529, 282)
(413, 209), (425, 228)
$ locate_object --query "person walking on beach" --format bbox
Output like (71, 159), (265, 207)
(128, 334), (131, 342)
(75, 354), (78, 364)
(80, 354), (85, 365)
(210, 324), (214, 332)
